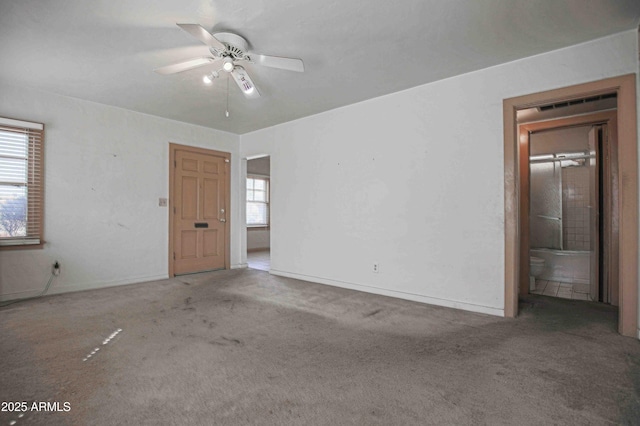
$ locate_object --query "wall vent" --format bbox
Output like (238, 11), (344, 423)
(537, 93), (617, 112)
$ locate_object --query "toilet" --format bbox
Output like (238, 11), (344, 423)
(529, 256), (545, 291)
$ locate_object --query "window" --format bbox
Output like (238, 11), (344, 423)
(246, 176), (269, 227)
(0, 117), (44, 247)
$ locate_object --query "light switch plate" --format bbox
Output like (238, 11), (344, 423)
(159, 198), (168, 207)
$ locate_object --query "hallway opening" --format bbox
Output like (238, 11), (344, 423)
(246, 155), (271, 271)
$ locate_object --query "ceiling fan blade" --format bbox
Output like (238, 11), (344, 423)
(231, 67), (261, 99)
(177, 24), (227, 51)
(251, 54), (304, 72)
(154, 57), (218, 75)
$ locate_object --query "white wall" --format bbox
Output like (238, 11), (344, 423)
(247, 156), (270, 176)
(247, 230), (270, 251)
(240, 30), (639, 317)
(0, 84), (241, 300)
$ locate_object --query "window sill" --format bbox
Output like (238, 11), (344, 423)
(247, 225), (270, 231)
(0, 242), (44, 250)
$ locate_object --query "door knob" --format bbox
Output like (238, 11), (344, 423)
(219, 218), (226, 223)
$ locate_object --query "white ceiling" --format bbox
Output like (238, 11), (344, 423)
(1, 0), (639, 134)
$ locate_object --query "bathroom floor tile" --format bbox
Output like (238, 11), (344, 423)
(573, 283), (590, 294)
(531, 279), (599, 302)
(533, 280), (547, 293)
(572, 292), (590, 301)
(545, 285), (559, 290)
(531, 279), (598, 304)
(535, 279), (547, 287)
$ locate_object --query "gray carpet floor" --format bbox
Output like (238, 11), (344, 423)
(1, 268), (639, 425)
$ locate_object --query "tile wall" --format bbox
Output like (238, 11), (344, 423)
(562, 166), (591, 251)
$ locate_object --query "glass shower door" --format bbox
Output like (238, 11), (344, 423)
(529, 161), (562, 250)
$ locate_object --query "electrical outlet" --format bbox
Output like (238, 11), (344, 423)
(53, 261), (61, 276)
(373, 263), (379, 273)
(158, 198), (168, 207)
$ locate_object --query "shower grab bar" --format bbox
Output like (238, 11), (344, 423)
(536, 215), (562, 221)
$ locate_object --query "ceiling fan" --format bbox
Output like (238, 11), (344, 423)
(155, 24), (305, 99)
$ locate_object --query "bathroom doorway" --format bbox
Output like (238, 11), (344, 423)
(521, 108), (617, 304)
(246, 155), (271, 271)
(503, 74), (638, 337)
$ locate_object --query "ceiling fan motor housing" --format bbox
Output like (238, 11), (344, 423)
(211, 32), (250, 60)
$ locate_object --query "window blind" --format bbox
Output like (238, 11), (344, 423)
(246, 176), (269, 226)
(0, 117), (44, 246)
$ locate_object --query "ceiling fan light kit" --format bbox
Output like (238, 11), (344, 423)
(155, 23), (304, 102)
(222, 57), (235, 72)
(202, 71), (219, 84)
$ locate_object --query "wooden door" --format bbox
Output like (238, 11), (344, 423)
(171, 145), (229, 275)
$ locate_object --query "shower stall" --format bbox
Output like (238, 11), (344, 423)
(529, 125), (600, 300)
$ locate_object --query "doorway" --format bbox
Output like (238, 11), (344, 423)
(522, 111), (617, 304)
(246, 155), (271, 271)
(503, 74), (638, 337)
(169, 143), (231, 276)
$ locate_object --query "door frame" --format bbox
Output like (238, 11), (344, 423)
(169, 143), (231, 277)
(503, 74), (638, 337)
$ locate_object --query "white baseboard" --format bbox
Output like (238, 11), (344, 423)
(0, 288), (43, 302)
(231, 263), (248, 269)
(247, 247), (270, 253)
(3, 269), (507, 319)
(0, 274), (169, 302)
(270, 269), (504, 317)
